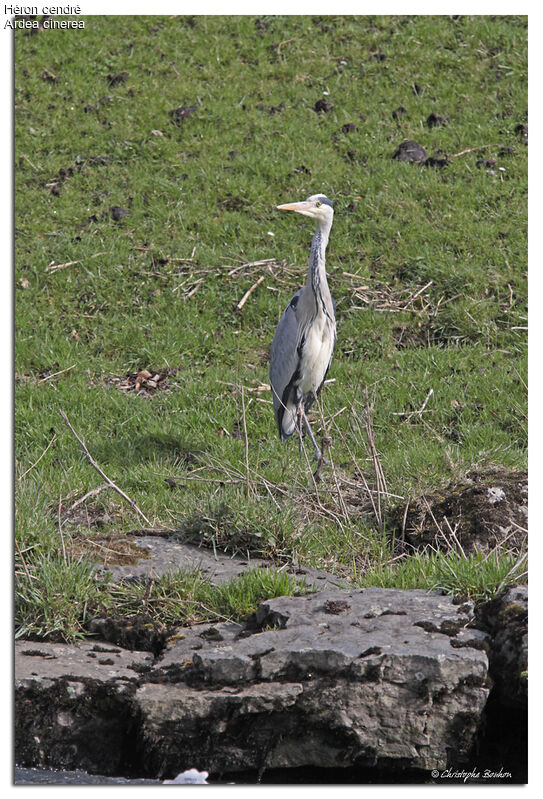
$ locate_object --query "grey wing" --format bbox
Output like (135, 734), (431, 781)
(269, 289), (303, 438)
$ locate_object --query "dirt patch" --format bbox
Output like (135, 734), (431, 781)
(72, 535), (152, 567)
(391, 469), (527, 555)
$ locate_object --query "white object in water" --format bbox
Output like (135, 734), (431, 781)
(163, 769), (209, 784)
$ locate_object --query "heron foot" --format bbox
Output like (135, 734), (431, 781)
(313, 452), (328, 482)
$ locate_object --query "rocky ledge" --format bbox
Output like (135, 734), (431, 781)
(16, 587), (496, 780)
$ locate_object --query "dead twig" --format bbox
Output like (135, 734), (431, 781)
(59, 409), (152, 527)
(392, 388), (434, 419)
(68, 484), (110, 513)
(46, 260), (81, 273)
(39, 364), (75, 383)
(450, 144), (499, 158)
(276, 37), (295, 54)
(226, 258), (278, 276)
(236, 274), (266, 311)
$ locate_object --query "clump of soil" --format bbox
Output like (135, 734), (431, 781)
(392, 469), (527, 555)
(392, 140), (450, 168)
(426, 112), (448, 127)
(87, 613), (168, 654)
(314, 97), (333, 113)
(169, 104), (197, 124)
(111, 205), (129, 221)
(255, 101), (285, 115)
(107, 71), (129, 86)
(393, 140), (427, 163)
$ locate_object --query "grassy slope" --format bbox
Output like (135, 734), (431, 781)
(15, 15), (527, 639)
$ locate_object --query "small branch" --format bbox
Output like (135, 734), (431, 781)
(68, 484), (110, 512)
(39, 364), (75, 383)
(59, 409), (152, 527)
(276, 37), (295, 54)
(450, 144), (499, 158)
(236, 275), (265, 311)
(227, 258), (277, 276)
(46, 260), (81, 273)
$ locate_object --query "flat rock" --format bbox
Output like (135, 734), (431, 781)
(141, 588), (489, 775)
(15, 588), (491, 778)
(98, 535), (347, 590)
(15, 640), (153, 687)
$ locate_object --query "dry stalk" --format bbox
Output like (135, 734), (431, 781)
(39, 365), (75, 383)
(496, 550), (528, 593)
(363, 389), (388, 529)
(240, 385), (253, 497)
(15, 538), (33, 581)
(18, 432), (57, 481)
(313, 393), (349, 522)
(422, 496), (464, 553)
(46, 260), (81, 273)
(418, 416), (456, 471)
(59, 409), (152, 527)
(348, 280), (433, 314)
(450, 143), (499, 158)
(327, 399), (389, 533)
(58, 492), (67, 565)
(68, 484), (110, 513)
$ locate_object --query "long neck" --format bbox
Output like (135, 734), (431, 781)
(307, 219), (332, 303)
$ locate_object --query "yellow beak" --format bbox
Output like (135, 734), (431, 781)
(276, 200), (314, 215)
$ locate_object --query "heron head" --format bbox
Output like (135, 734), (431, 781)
(277, 194), (334, 223)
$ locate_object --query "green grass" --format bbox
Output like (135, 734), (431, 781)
(15, 558), (308, 641)
(15, 15), (527, 641)
(358, 545), (527, 600)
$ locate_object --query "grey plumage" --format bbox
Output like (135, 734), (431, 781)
(269, 194), (336, 461)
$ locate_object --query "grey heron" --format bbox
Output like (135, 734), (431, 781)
(269, 194), (336, 463)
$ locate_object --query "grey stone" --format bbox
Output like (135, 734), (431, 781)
(475, 585), (527, 709)
(139, 588), (490, 775)
(98, 535), (347, 591)
(15, 640), (153, 687)
(15, 588), (494, 778)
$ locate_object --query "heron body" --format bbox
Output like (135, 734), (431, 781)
(269, 194), (336, 461)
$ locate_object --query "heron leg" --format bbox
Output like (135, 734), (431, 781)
(302, 412), (325, 463)
(295, 392), (304, 456)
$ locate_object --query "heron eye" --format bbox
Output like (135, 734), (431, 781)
(316, 201), (322, 207)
